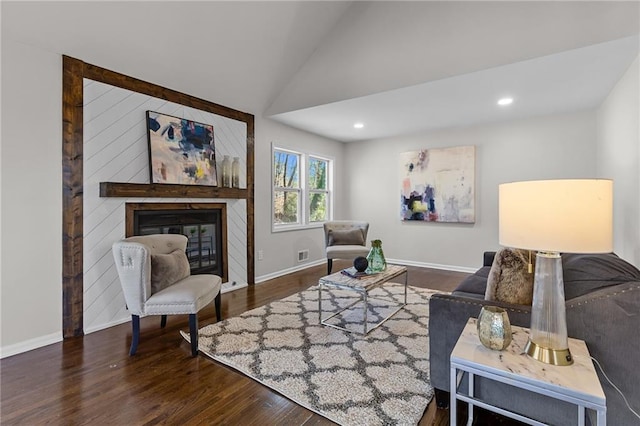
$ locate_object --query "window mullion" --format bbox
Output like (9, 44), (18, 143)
(301, 154), (308, 225)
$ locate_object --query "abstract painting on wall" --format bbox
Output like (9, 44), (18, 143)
(400, 145), (475, 223)
(146, 111), (218, 186)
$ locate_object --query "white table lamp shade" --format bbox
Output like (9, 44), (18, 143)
(498, 179), (613, 366)
(499, 179), (613, 253)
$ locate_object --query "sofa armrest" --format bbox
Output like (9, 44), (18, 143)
(428, 294), (531, 393)
(565, 282), (640, 426)
(483, 251), (496, 267)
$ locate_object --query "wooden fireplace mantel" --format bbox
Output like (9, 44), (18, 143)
(100, 182), (249, 199)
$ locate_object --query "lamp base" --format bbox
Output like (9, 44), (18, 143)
(524, 338), (573, 366)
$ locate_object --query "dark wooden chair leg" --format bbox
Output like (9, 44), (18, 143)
(130, 315), (140, 356)
(215, 292), (222, 321)
(327, 259), (333, 274)
(160, 315), (167, 328)
(434, 389), (450, 409)
(189, 314), (198, 357)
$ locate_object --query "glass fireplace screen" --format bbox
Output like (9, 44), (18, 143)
(133, 209), (223, 276)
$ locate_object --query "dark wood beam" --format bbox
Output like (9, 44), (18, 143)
(100, 182), (248, 199)
(82, 63), (252, 122)
(62, 56), (85, 338)
(246, 118), (255, 285)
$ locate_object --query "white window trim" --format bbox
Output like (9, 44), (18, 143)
(272, 144), (333, 233)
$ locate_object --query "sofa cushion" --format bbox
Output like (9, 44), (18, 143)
(562, 252), (640, 300)
(454, 267), (490, 296)
(328, 229), (365, 246)
(146, 274), (221, 315)
(150, 249), (191, 294)
(485, 248), (535, 305)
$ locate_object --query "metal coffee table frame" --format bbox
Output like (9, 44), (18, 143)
(318, 264), (408, 335)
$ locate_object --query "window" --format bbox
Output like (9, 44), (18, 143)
(273, 149), (300, 225)
(308, 156), (329, 223)
(272, 146), (332, 230)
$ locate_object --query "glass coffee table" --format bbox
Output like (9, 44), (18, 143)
(318, 264), (408, 335)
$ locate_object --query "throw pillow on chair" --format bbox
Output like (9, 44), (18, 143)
(328, 229), (365, 246)
(150, 249), (191, 293)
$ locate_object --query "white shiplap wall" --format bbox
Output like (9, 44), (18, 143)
(83, 79), (248, 334)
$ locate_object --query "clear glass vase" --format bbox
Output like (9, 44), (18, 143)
(366, 239), (387, 273)
(221, 155), (231, 188)
(231, 157), (240, 188)
(477, 306), (512, 351)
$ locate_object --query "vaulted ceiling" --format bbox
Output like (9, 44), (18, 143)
(3, 1), (639, 142)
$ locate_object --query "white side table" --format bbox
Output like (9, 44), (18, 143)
(450, 318), (606, 426)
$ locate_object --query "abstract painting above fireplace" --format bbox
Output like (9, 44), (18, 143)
(146, 111), (218, 186)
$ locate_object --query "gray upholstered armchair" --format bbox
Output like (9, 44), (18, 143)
(112, 234), (222, 357)
(323, 221), (370, 274)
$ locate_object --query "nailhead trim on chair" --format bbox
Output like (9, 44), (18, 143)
(115, 244), (150, 315)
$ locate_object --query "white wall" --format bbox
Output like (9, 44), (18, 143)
(254, 118), (346, 281)
(597, 56), (640, 267)
(344, 111), (599, 271)
(1, 39), (63, 355)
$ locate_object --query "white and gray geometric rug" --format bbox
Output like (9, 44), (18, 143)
(183, 283), (442, 426)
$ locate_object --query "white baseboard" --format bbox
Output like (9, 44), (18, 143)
(85, 316), (131, 335)
(1, 331), (63, 359)
(222, 281), (248, 293)
(255, 258), (475, 284)
(255, 259), (325, 284)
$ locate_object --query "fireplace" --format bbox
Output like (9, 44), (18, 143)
(126, 203), (227, 281)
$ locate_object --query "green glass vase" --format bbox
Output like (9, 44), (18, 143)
(366, 239), (387, 273)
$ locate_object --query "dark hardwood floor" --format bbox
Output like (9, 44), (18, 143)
(1, 260), (470, 425)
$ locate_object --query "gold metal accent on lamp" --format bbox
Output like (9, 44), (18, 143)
(499, 179), (613, 366)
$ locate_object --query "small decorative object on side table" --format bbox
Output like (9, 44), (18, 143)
(450, 318), (607, 425)
(477, 306), (512, 351)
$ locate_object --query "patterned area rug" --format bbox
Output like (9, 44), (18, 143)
(183, 283), (441, 426)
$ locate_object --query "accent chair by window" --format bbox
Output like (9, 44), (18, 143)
(323, 221), (370, 274)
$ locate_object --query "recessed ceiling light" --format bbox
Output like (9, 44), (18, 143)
(497, 97), (514, 106)
(353, 122), (364, 129)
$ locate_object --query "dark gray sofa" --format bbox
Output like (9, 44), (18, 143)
(429, 251), (640, 425)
